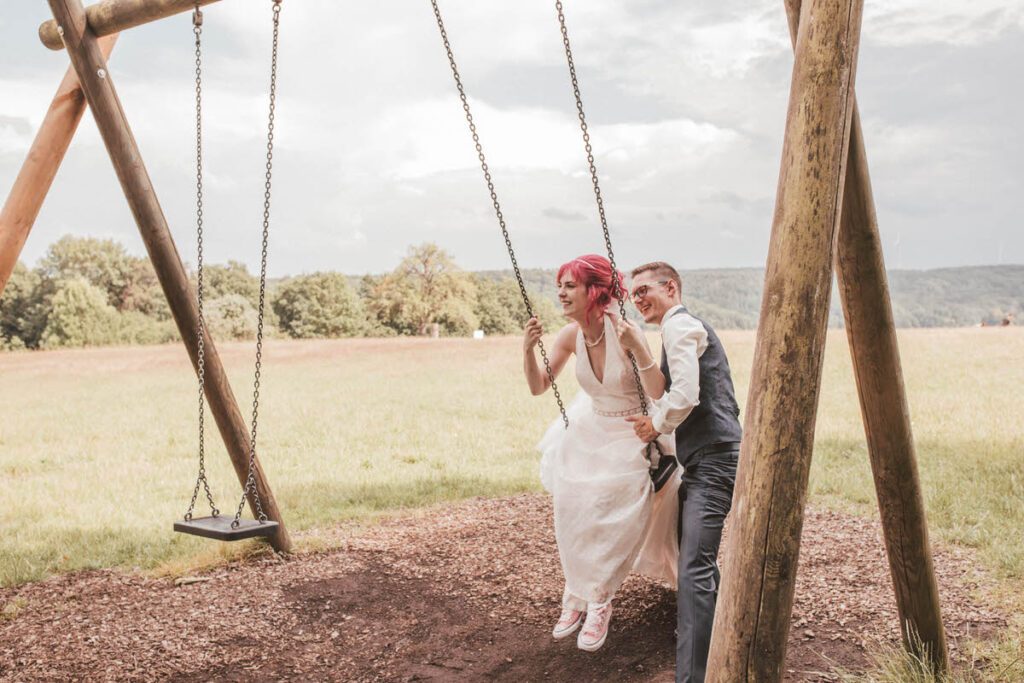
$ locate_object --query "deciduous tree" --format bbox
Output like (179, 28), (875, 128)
(272, 272), (366, 338)
(364, 243), (478, 336)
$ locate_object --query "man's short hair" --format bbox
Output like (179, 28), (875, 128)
(631, 261), (682, 294)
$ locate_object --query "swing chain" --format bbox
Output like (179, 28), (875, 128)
(185, 0), (218, 522)
(431, 0), (568, 429)
(233, 0), (282, 528)
(555, 1), (665, 461)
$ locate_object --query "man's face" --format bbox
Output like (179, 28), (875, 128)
(630, 271), (677, 324)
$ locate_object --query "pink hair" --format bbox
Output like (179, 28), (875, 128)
(556, 254), (625, 323)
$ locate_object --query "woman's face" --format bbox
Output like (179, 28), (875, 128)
(557, 275), (589, 322)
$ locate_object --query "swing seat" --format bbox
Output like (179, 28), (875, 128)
(174, 515), (279, 541)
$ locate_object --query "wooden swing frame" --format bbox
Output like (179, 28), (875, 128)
(0, 0), (949, 677)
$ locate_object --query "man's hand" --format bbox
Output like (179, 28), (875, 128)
(614, 318), (647, 355)
(626, 415), (659, 443)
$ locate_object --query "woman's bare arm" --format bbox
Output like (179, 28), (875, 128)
(614, 318), (666, 399)
(524, 319), (576, 396)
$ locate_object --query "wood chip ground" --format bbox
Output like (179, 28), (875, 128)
(0, 495), (1006, 682)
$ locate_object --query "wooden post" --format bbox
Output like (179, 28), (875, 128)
(47, 0), (291, 553)
(705, 0), (864, 679)
(836, 115), (950, 667)
(40, 0), (221, 50)
(0, 34), (117, 297)
(780, 0), (950, 670)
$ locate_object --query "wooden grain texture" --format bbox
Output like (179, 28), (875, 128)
(705, 0), (864, 679)
(835, 114), (950, 669)
(40, 0), (221, 50)
(783, 0), (949, 670)
(46, 0), (291, 553)
(0, 34), (117, 297)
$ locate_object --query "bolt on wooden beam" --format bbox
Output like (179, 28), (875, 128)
(40, 0), (221, 50)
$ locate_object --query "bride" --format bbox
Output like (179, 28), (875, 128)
(523, 253), (680, 652)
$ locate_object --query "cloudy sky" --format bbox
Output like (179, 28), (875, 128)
(1, 0), (1021, 277)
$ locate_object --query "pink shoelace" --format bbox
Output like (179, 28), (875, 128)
(581, 603), (611, 638)
(557, 609), (582, 628)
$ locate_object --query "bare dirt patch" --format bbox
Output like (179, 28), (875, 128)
(0, 495), (1006, 682)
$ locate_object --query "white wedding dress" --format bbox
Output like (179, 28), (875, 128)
(538, 315), (681, 610)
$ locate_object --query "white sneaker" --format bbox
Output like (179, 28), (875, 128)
(552, 607), (584, 639)
(577, 602), (613, 652)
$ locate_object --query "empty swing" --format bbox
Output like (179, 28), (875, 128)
(174, 1), (283, 542)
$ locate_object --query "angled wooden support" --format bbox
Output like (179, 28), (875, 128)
(782, 0), (949, 670)
(834, 117), (948, 669)
(705, 0), (864, 679)
(0, 34), (118, 297)
(46, 0), (291, 553)
(40, 0), (222, 50)
(828, 113), (950, 669)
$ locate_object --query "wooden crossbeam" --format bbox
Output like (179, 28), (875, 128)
(706, 0), (865, 679)
(40, 0), (221, 50)
(45, 0), (291, 552)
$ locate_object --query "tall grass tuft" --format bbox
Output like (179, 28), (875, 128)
(839, 626), (1023, 682)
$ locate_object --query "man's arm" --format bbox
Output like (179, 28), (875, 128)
(650, 314), (708, 434)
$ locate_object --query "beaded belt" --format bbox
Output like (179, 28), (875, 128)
(593, 405), (644, 417)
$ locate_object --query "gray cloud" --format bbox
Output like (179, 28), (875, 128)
(1, 0), (1020, 277)
(0, 116), (31, 136)
(542, 207), (588, 222)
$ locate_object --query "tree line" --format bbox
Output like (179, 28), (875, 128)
(507, 265), (1023, 329)
(3, 236), (1019, 350)
(0, 237), (561, 350)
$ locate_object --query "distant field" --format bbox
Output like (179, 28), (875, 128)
(1, 328), (1022, 592)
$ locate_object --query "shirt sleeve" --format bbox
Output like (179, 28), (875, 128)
(650, 313), (709, 434)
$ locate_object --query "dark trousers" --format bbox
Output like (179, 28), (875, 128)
(676, 448), (739, 683)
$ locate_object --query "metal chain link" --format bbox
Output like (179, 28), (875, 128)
(430, 0), (568, 429)
(554, 0), (664, 461)
(232, 0), (282, 527)
(185, 3), (219, 521)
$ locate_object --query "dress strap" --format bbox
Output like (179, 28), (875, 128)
(602, 315), (625, 371)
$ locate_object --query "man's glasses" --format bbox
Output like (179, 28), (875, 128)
(629, 280), (670, 301)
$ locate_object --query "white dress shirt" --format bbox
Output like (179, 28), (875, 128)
(651, 304), (708, 435)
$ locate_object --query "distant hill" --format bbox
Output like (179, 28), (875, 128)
(476, 265), (1024, 329)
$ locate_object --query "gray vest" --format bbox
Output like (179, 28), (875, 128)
(660, 306), (742, 466)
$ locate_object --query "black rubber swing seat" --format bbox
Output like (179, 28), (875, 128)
(174, 516), (279, 541)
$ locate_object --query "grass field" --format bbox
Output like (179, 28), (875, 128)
(1, 328), (1022, 595)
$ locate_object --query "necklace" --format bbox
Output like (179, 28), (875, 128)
(584, 327), (606, 347)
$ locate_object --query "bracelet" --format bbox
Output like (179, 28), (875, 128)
(637, 358), (658, 372)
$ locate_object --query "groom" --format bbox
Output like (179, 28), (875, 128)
(623, 261), (742, 683)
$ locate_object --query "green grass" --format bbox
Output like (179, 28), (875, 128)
(1, 328), (1021, 591)
(0, 337), (565, 585)
(837, 629), (1023, 682)
(2, 328), (1022, 678)
(809, 328), (1024, 581)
